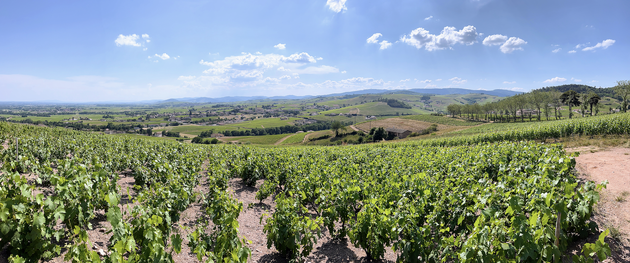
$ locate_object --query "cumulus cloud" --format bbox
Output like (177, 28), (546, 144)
(552, 48), (561, 53)
(155, 53), (170, 60)
(326, 0), (347, 13)
(568, 50), (576, 54)
(367, 33), (392, 50)
(400, 79), (410, 82)
(367, 33), (382, 44)
(400, 25), (479, 51)
(424, 16), (433, 21)
(341, 71), (347, 74)
(379, 41), (392, 50)
(482, 34), (526, 53)
(142, 34), (149, 39)
(499, 37), (527, 53)
(277, 67), (290, 71)
(417, 79), (431, 84)
(582, 39), (615, 51)
(274, 43), (286, 50)
(115, 34), (142, 47)
(571, 78), (582, 82)
(543, 77), (566, 83)
(450, 77), (467, 84)
(503, 81), (516, 84)
(482, 34), (508, 46)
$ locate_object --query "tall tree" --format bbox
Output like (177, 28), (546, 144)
(513, 94), (528, 122)
(588, 92), (601, 116)
(560, 90), (581, 119)
(580, 93), (590, 117)
(331, 121), (346, 137)
(614, 80), (630, 112)
(549, 91), (562, 120)
(528, 91), (546, 121)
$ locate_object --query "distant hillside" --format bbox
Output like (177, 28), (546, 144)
(166, 88), (521, 104)
(536, 84), (618, 99)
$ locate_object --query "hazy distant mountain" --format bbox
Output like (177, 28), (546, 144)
(165, 88), (520, 103)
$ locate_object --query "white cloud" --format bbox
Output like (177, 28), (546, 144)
(367, 33), (392, 50)
(503, 81), (516, 84)
(424, 16), (433, 21)
(292, 65), (339, 74)
(341, 71), (347, 73)
(416, 79), (431, 84)
(400, 25), (479, 51)
(576, 43), (589, 49)
(499, 37), (527, 53)
(552, 48), (561, 53)
(509, 87), (523, 91)
(568, 50), (576, 54)
(543, 77), (566, 83)
(155, 53), (170, 60)
(143, 48), (147, 51)
(482, 34), (508, 46)
(571, 78), (582, 82)
(326, 0), (347, 13)
(450, 77), (467, 84)
(367, 33), (382, 44)
(435, 79), (442, 81)
(142, 34), (150, 39)
(400, 79), (410, 82)
(591, 80), (598, 83)
(277, 67), (291, 71)
(582, 39), (615, 51)
(279, 75), (291, 80)
(379, 41), (392, 50)
(115, 34), (141, 47)
(274, 43), (286, 50)
(482, 34), (526, 53)
(146, 40), (151, 43)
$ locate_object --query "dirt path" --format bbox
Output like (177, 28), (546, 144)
(348, 125), (359, 132)
(274, 133), (295, 145)
(570, 147), (630, 261)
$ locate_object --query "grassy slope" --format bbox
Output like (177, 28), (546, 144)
(399, 115), (482, 126)
(281, 132), (310, 145)
(153, 117), (302, 135)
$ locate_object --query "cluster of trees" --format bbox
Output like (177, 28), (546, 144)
(162, 130), (180, 137)
(191, 137), (219, 144)
(377, 98), (412, 109)
(220, 121), (349, 137)
(446, 81), (630, 122)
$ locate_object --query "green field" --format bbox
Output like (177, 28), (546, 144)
(222, 134), (288, 144)
(319, 102), (427, 116)
(154, 117), (302, 135)
(280, 132), (309, 145)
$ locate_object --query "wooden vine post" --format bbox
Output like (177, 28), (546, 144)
(555, 211), (561, 246)
(15, 137), (18, 162)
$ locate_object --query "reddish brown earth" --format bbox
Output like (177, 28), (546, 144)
(565, 147), (630, 262)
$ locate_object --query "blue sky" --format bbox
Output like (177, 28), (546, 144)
(1, 0), (628, 102)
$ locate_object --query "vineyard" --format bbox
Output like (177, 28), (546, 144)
(1, 113), (628, 262)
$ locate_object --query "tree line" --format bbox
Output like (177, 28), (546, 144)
(446, 81), (630, 122)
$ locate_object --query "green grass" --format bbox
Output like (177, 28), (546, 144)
(280, 132), (310, 145)
(319, 102), (427, 116)
(400, 115), (482, 126)
(153, 117), (302, 135)
(225, 134), (288, 145)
